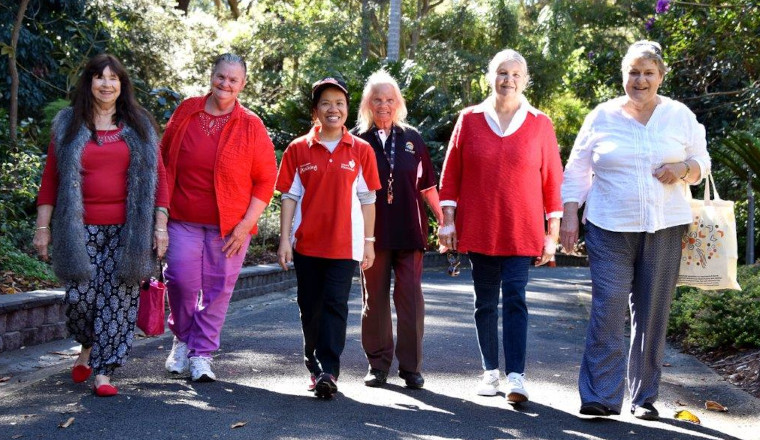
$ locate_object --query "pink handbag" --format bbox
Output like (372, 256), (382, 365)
(137, 261), (166, 336)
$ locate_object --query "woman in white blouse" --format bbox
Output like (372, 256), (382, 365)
(560, 40), (710, 420)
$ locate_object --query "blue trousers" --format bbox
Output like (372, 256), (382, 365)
(580, 222), (686, 413)
(293, 251), (358, 378)
(469, 252), (532, 374)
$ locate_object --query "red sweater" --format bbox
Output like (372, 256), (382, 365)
(439, 108), (563, 256)
(37, 130), (169, 224)
(161, 95), (278, 236)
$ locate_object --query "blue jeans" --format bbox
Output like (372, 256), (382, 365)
(469, 252), (532, 374)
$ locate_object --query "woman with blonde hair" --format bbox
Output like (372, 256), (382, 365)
(352, 70), (443, 389)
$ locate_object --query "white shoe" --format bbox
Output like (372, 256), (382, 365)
(476, 369), (500, 396)
(505, 372), (529, 403)
(165, 337), (189, 374)
(189, 356), (216, 382)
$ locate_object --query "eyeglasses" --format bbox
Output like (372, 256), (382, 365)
(447, 251), (461, 277)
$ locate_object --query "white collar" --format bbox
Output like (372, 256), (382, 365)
(473, 95), (542, 137)
(472, 95), (541, 117)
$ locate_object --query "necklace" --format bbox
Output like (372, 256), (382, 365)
(96, 126), (121, 146)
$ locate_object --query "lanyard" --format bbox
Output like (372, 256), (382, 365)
(374, 126), (396, 204)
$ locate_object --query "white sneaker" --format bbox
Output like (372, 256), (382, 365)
(165, 337), (189, 374)
(505, 372), (529, 403)
(189, 356), (216, 382)
(476, 369), (500, 396)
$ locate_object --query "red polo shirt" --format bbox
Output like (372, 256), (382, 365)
(276, 126), (381, 261)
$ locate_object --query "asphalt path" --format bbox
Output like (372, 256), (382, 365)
(1, 266), (758, 440)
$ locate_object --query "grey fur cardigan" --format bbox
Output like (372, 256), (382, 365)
(49, 107), (158, 285)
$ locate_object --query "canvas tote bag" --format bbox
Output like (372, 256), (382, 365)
(677, 173), (741, 290)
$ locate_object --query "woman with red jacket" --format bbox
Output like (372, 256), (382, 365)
(438, 49), (563, 404)
(160, 53), (277, 382)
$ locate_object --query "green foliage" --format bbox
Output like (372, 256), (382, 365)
(542, 92), (590, 162)
(649, 0), (760, 136)
(713, 125), (760, 193)
(670, 265), (760, 351)
(0, 235), (55, 281)
(0, 109), (44, 251)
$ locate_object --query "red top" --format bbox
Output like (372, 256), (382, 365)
(276, 126), (381, 261)
(169, 112), (225, 225)
(37, 128), (169, 225)
(439, 108), (563, 256)
(161, 95), (277, 236)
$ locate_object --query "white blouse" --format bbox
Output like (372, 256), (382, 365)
(562, 95), (710, 233)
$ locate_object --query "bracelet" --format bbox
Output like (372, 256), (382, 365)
(364, 237), (376, 242)
(155, 207), (169, 217)
(680, 161), (691, 180)
(155, 228), (168, 232)
(36, 226), (50, 231)
(438, 225), (456, 235)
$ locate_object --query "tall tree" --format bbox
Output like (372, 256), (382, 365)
(386, 0), (401, 60)
(6, 0), (30, 149)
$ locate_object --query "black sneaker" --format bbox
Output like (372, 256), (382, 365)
(363, 368), (388, 387)
(632, 402), (659, 420)
(399, 370), (424, 389)
(314, 373), (338, 399)
(580, 402), (614, 417)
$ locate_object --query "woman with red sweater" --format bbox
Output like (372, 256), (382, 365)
(34, 54), (169, 397)
(160, 53), (277, 382)
(438, 49), (563, 403)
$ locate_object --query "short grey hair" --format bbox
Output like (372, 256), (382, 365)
(356, 69), (409, 134)
(622, 40), (667, 76)
(486, 49), (530, 88)
(212, 53), (247, 76)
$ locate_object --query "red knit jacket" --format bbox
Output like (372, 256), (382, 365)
(160, 95), (277, 236)
(439, 107), (563, 256)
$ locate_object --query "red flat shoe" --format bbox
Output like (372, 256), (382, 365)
(71, 365), (93, 383)
(93, 383), (118, 397)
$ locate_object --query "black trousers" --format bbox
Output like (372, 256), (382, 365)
(293, 251), (358, 378)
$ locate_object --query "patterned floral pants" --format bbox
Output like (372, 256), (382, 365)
(64, 225), (140, 376)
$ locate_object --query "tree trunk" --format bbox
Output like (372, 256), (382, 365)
(8, 0), (31, 150)
(747, 176), (755, 264)
(409, 0), (442, 59)
(175, 0), (190, 14)
(386, 0), (401, 61)
(227, 0), (240, 19)
(360, 0), (371, 61)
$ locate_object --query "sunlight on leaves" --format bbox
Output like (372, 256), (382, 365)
(674, 410), (701, 424)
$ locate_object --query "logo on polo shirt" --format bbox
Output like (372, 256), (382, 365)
(299, 163), (318, 173)
(341, 159), (356, 171)
(405, 141), (415, 154)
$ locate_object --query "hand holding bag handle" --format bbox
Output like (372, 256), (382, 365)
(137, 257), (167, 336)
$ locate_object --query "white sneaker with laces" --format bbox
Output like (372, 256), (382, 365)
(505, 372), (529, 403)
(476, 369), (500, 396)
(189, 356), (216, 382)
(165, 337), (189, 374)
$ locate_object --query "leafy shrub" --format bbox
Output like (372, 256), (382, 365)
(669, 265), (760, 351)
(0, 236), (55, 282)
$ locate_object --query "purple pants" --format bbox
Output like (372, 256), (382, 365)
(165, 221), (251, 358)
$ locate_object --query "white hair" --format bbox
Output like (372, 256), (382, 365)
(356, 69), (409, 134)
(486, 49), (530, 87)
